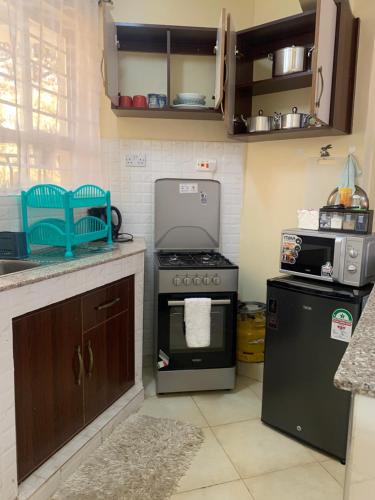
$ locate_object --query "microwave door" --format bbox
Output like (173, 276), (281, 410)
(280, 234), (337, 281)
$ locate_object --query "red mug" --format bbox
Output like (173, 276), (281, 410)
(133, 95), (148, 108)
(119, 95), (133, 107)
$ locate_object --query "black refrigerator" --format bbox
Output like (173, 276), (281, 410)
(262, 276), (372, 462)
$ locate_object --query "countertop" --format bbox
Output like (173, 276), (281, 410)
(335, 285), (375, 397)
(0, 238), (146, 293)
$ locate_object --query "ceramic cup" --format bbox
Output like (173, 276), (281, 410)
(133, 95), (147, 108)
(119, 95), (133, 107)
(158, 94), (167, 108)
(147, 93), (159, 109)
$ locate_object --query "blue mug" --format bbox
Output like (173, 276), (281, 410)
(158, 94), (167, 108)
(147, 93), (159, 108)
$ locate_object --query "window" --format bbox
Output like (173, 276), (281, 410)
(0, 0), (102, 193)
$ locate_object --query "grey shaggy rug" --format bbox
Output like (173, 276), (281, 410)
(52, 414), (204, 500)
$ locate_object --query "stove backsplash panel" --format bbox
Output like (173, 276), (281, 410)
(103, 138), (245, 355)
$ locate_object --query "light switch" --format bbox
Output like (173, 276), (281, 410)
(196, 159), (217, 172)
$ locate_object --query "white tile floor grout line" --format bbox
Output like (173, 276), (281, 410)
(242, 478), (257, 500)
(317, 460), (345, 488)
(228, 453), (344, 485)
(189, 395), (210, 428)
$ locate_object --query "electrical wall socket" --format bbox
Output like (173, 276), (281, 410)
(125, 152), (146, 167)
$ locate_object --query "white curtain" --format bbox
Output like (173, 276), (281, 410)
(0, 0), (104, 193)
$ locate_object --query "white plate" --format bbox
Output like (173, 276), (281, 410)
(172, 104), (209, 109)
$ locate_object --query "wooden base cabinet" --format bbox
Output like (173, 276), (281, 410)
(13, 276), (135, 482)
(83, 311), (135, 424)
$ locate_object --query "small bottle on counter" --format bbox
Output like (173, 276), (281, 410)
(339, 187), (353, 207)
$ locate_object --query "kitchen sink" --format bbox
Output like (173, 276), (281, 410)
(0, 260), (40, 276)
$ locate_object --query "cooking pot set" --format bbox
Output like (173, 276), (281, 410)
(241, 44), (315, 133)
(242, 107), (312, 132)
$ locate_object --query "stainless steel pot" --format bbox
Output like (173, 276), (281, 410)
(241, 110), (274, 133)
(280, 106), (310, 129)
(270, 46), (306, 76)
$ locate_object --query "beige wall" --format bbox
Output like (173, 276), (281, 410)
(239, 0), (375, 302)
(100, 0), (254, 142)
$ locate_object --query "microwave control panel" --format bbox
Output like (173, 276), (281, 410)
(344, 239), (364, 283)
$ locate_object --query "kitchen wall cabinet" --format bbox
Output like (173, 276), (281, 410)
(230, 0), (358, 141)
(13, 275), (135, 482)
(103, 6), (225, 120)
(103, 0), (358, 141)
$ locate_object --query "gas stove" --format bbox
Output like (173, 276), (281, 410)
(154, 178), (238, 394)
(157, 251), (237, 270)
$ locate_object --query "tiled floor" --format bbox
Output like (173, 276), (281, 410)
(140, 367), (345, 500)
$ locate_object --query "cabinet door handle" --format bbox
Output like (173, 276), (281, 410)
(95, 297), (120, 311)
(88, 340), (94, 378)
(315, 66), (324, 108)
(76, 345), (83, 386)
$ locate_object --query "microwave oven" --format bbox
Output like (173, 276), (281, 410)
(280, 229), (375, 287)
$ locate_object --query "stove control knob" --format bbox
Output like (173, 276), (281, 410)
(193, 277), (202, 286)
(349, 248), (358, 258)
(213, 276), (221, 285)
(347, 264), (357, 273)
(203, 276), (211, 285)
(173, 277), (182, 286)
(183, 276), (192, 286)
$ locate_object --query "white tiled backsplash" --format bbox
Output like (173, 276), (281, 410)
(103, 139), (245, 355)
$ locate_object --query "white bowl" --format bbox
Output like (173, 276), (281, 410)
(177, 93), (206, 102)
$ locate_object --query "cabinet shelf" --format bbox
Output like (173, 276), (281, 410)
(111, 106), (222, 121)
(234, 126), (347, 143)
(237, 71), (313, 96)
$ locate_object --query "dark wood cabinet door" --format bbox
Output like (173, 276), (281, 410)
(84, 276), (135, 424)
(13, 298), (84, 482)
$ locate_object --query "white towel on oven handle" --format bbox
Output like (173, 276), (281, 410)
(184, 297), (211, 348)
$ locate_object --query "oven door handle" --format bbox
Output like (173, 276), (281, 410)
(167, 299), (231, 306)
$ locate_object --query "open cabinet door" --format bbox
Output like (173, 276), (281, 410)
(214, 8), (226, 110)
(103, 4), (119, 107)
(224, 13), (237, 134)
(311, 0), (337, 125)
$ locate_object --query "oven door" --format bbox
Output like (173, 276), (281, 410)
(157, 292), (237, 370)
(280, 232), (342, 281)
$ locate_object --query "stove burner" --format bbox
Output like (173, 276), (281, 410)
(157, 252), (236, 269)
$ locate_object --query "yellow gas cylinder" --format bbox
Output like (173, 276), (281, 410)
(237, 301), (266, 363)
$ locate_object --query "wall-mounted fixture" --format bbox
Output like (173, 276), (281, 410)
(320, 144), (332, 158)
(310, 145), (357, 166)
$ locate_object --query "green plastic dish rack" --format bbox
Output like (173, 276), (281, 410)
(21, 184), (113, 258)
